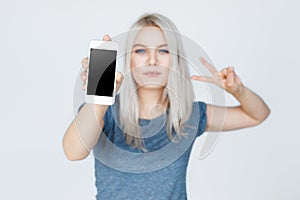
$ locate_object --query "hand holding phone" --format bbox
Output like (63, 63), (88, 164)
(83, 35), (122, 105)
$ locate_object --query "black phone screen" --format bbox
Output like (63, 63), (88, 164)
(87, 48), (117, 97)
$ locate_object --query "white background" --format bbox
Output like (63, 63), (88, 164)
(1, 0), (299, 199)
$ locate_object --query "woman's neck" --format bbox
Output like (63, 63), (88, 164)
(137, 88), (168, 119)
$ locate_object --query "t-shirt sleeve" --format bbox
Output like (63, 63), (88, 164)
(197, 101), (207, 137)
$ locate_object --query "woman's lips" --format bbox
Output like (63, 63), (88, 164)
(143, 71), (161, 77)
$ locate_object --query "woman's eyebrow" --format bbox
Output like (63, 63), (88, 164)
(132, 44), (168, 48)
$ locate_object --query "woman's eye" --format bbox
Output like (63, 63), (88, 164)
(134, 49), (146, 54)
(159, 49), (169, 54)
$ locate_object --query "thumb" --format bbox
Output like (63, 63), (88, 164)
(115, 71), (124, 93)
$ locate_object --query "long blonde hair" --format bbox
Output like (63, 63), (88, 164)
(119, 13), (195, 151)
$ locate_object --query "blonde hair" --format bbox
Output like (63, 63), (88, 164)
(119, 13), (195, 151)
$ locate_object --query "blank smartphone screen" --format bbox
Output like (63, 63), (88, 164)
(87, 48), (117, 97)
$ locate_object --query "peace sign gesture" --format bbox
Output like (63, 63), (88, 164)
(191, 57), (244, 96)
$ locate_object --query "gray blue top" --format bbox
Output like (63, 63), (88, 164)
(90, 96), (207, 200)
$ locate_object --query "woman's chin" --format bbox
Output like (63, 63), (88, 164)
(137, 82), (167, 90)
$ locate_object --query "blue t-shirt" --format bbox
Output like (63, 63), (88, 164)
(91, 96), (207, 200)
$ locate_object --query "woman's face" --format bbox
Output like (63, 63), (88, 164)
(130, 26), (171, 89)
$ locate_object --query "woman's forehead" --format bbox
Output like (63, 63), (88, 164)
(133, 27), (167, 47)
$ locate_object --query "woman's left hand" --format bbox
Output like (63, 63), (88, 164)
(191, 57), (244, 96)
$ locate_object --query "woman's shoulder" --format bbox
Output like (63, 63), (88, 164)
(193, 101), (207, 112)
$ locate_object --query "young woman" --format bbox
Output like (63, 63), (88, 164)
(63, 13), (270, 200)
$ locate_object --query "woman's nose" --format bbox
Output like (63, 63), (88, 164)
(148, 49), (157, 66)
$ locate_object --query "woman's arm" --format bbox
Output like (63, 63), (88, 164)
(206, 86), (270, 131)
(191, 57), (270, 131)
(62, 104), (108, 161)
(63, 34), (123, 161)
(63, 70), (123, 161)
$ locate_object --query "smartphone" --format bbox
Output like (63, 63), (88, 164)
(85, 40), (118, 105)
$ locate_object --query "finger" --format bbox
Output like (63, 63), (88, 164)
(82, 83), (86, 91)
(81, 70), (87, 81)
(220, 68), (228, 75)
(219, 67), (229, 79)
(226, 67), (235, 87)
(103, 34), (112, 41)
(81, 57), (88, 70)
(115, 71), (124, 92)
(199, 57), (218, 74)
(191, 75), (214, 83)
(116, 71), (124, 83)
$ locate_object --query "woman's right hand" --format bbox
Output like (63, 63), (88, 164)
(80, 34), (123, 93)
